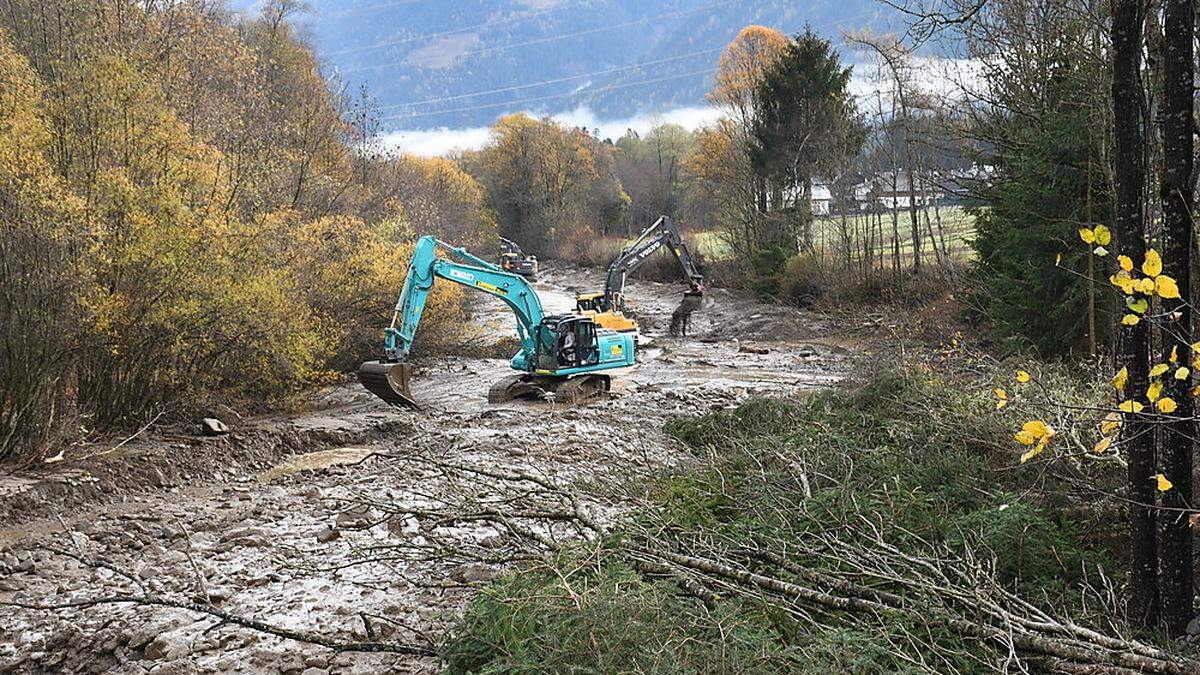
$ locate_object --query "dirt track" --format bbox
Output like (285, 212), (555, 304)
(0, 264), (853, 674)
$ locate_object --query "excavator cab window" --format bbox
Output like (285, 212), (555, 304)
(532, 317), (600, 370)
(575, 294), (608, 314)
(575, 319), (599, 366)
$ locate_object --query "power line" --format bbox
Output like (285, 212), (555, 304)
(326, 3), (574, 56)
(377, 47), (723, 111)
(381, 67), (717, 122)
(342, 0), (738, 75)
(321, 0), (427, 20)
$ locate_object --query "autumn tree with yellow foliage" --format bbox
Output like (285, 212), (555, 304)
(466, 114), (628, 256)
(0, 2), (486, 462)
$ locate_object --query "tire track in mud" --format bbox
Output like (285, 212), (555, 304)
(0, 265), (853, 674)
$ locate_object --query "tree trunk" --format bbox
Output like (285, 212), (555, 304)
(1158, 0), (1194, 636)
(1112, 0), (1158, 630)
(906, 166), (921, 273)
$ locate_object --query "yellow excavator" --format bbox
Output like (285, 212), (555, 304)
(575, 215), (705, 336)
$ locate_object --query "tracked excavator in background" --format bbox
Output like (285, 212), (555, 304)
(358, 236), (636, 409)
(575, 215), (705, 336)
(498, 236), (538, 279)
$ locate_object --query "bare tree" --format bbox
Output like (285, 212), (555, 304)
(1111, 0), (1157, 628)
(1157, 0), (1195, 635)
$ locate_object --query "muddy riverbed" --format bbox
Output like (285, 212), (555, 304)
(0, 264), (854, 673)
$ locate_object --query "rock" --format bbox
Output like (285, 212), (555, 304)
(276, 653), (305, 673)
(335, 507), (377, 529)
(137, 565), (160, 581)
(218, 526), (270, 549)
(299, 668), (328, 675)
(451, 562), (499, 583)
(303, 654), (328, 669)
(1188, 616), (1200, 635)
(737, 344), (770, 355)
(200, 418), (229, 436)
(315, 525), (340, 543)
(142, 633), (188, 660)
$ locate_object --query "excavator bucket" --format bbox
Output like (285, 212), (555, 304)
(357, 361), (420, 410)
(677, 290), (703, 314)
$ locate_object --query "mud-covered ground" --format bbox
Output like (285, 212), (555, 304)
(0, 264), (854, 674)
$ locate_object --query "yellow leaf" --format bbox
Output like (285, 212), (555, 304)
(1119, 400), (1145, 413)
(1150, 363), (1169, 377)
(1171, 346), (1179, 363)
(1015, 370), (1031, 383)
(1092, 436), (1112, 454)
(1100, 412), (1121, 435)
(1118, 255), (1134, 271)
(1022, 420), (1051, 438)
(1175, 367), (1189, 380)
(1014, 430), (1037, 446)
(1156, 275), (1181, 299)
(1157, 397), (1178, 413)
(1127, 298), (1149, 314)
(994, 388), (1008, 409)
(1113, 366), (1128, 392)
(1148, 381), (1163, 402)
(1191, 342), (1200, 353)
(1079, 227), (1095, 244)
(1055, 252), (1062, 266)
(1155, 474), (1174, 492)
(1093, 225), (1111, 245)
(1143, 249), (1163, 277)
(1094, 246), (1108, 257)
(1111, 271), (1138, 295)
(1020, 444), (1045, 464)
(1137, 278), (1156, 294)
(1190, 385), (1200, 398)
(1122, 314), (1141, 326)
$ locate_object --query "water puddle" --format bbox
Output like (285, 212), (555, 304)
(258, 447), (375, 483)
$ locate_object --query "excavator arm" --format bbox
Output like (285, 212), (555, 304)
(360, 235), (545, 408)
(577, 217), (704, 336)
(383, 236), (543, 361)
(601, 215), (703, 314)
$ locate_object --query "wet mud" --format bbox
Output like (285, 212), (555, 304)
(0, 263), (853, 673)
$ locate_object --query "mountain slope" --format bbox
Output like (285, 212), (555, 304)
(274, 0), (894, 129)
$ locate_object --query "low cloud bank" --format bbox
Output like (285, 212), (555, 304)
(378, 57), (981, 158)
(378, 105), (721, 157)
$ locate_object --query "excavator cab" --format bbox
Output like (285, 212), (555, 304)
(532, 315), (601, 371)
(574, 292), (609, 314)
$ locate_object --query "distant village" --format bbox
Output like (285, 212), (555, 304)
(801, 165), (993, 217)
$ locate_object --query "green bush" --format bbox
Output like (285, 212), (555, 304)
(443, 556), (800, 674)
(778, 251), (824, 305)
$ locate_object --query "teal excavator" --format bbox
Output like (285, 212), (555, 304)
(358, 236), (637, 408)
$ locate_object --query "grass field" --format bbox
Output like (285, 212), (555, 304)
(694, 206), (978, 265)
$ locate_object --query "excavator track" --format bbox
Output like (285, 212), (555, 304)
(487, 373), (610, 405)
(488, 374), (541, 404)
(358, 361), (420, 410)
(554, 374), (610, 405)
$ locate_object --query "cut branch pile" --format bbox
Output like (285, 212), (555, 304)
(606, 497), (1195, 675)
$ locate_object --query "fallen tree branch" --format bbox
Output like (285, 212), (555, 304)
(633, 547), (1195, 674)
